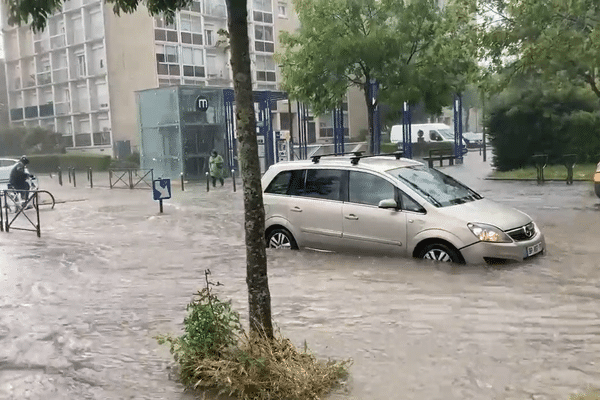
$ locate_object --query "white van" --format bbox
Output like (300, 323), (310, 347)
(390, 123), (456, 144)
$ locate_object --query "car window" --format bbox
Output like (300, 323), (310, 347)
(299, 169), (343, 201)
(390, 165), (482, 207)
(265, 170), (292, 194)
(348, 171), (395, 206)
(399, 191), (425, 213)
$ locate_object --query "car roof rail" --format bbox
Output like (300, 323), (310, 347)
(350, 151), (404, 165)
(311, 151), (364, 164)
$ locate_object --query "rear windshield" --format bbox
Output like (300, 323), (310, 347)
(388, 165), (482, 207)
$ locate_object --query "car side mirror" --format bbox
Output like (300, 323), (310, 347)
(378, 199), (398, 209)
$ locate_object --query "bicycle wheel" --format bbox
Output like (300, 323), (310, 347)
(32, 190), (56, 209)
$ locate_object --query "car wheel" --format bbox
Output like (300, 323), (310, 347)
(266, 228), (298, 250)
(419, 243), (462, 263)
(595, 183), (600, 198)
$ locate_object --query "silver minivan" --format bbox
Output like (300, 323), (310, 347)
(261, 154), (545, 264)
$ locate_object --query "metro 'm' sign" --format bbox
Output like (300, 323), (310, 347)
(196, 96), (209, 112)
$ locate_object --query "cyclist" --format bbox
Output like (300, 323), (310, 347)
(9, 155), (34, 204)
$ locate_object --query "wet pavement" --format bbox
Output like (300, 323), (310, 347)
(1, 150), (600, 400)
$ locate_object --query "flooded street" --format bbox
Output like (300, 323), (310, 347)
(2, 152), (600, 400)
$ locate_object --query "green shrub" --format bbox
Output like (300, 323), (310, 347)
(485, 76), (600, 171)
(156, 271), (351, 400)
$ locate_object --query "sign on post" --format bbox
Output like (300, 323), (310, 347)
(153, 178), (171, 213)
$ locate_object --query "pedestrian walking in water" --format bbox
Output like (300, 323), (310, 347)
(209, 149), (225, 187)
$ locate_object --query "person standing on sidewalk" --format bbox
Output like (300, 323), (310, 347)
(209, 150), (225, 187)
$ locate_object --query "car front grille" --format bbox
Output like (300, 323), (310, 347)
(506, 222), (536, 242)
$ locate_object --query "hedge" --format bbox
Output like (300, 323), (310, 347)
(26, 154), (112, 173)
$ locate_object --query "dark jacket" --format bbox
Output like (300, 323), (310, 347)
(9, 161), (29, 187)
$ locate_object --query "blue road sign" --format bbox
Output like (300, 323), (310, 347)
(153, 178), (171, 200)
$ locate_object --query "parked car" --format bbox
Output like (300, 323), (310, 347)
(0, 158), (18, 187)
(594, 160), (600, 198)
(462, 132), (484, 148)
(390, 123), (468, 156)
(262, 154), (545, 264)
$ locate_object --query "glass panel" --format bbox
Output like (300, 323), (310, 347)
(182, 47), (193, 64)
(155, 29), (166, 41)
(168, 64), (180, 75)
(192, 33), (203, 45)
(265, 171), (292, 194)
(194, 66), (205, 77)
(183, 65), (194, 76)
(157, 63), (168, 75)
(302, 169), (343, 200)
(349, 171), (395, 206)
(166, 30), (178, 42)
(181, 32), (192, 43)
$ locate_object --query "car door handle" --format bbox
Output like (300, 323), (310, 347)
(290, 206), (302, 212)
(345, 214), (358, 220)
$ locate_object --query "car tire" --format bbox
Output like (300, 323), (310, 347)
(595, 183), (600, 198)
(266, 228), (298, 250)
(418, 242), (463, 263)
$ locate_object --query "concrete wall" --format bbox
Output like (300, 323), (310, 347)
(104, 6), (157, 153)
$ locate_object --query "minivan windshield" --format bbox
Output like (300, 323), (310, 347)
(389, 165), (482, 207)
(437, 128), (454, 140)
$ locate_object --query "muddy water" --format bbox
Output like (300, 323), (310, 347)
(1, 162), (600, 400)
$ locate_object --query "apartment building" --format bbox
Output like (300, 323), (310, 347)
(1, 0), (368, 157)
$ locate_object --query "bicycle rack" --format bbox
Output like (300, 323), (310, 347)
(1, 190), (41, 237)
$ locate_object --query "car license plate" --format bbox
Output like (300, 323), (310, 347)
(526, 242), (542, 257)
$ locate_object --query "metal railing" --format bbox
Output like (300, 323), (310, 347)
(0, 189), (41, 237)
(109, 169), (154, 189)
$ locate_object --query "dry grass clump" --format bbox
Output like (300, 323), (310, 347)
(571, 388), (600, 400)
(189, 331), (351, 400)
(156, 270), (351, 400)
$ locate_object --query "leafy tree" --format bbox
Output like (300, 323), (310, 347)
(486, 74), (600, 170)
(5, 0), (273, 339)
(464, 0), (600, 103)
(277, 0), (478, 151)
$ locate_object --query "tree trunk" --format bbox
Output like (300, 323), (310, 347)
(363, 82), (375, 154)
(225, 0), (274, 340)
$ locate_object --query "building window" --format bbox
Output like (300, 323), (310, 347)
(253, 10), (273, 23)
(182, 47), (205, 78)
(253, 0), (272, 12)
(77, 54), (87, 77)
(278, 2), (287, 17)
(158, 77), (182, 87)
(75, 133), (92, 147)
(254, 25), (274, 53)
(204, 29), (214, 46)
(155, 16), (178, 43)
(93, 131), (111, 145)
(205, 0), (226, 17)
(156, 45), (180, 76)
(256, 54), (276, 82)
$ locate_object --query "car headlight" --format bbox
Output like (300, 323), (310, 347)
(467, 223), (513, 243)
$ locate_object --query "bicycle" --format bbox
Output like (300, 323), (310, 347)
(3, 176), (55, 213)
